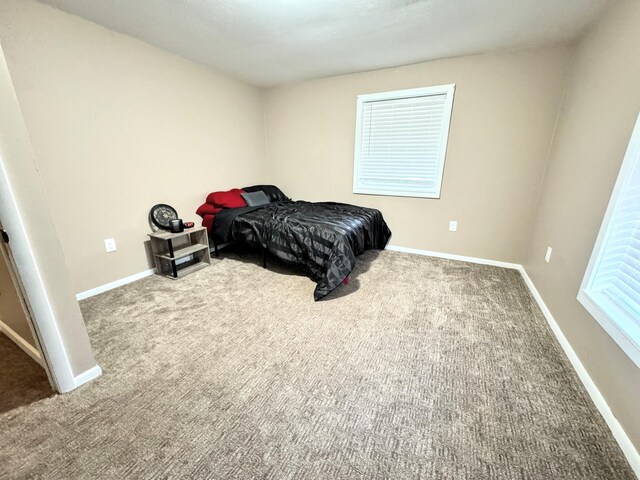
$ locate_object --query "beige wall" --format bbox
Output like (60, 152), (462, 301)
(265, 46), (573, 263)
(0, 0), (267, 294)
(0, 249), (35, 347)
(524, 1), (640, 449)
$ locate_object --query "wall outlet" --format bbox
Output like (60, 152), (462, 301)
(104, 238), (117, 253)
(545, 246), (552, 263)
(449, 221), (458, 232)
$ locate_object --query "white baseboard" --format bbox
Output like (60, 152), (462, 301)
(76, 268), (155, 301)
(0, 319), (43, 366)
(73, 365), (102, 389)
(518, 267), (640, 478)
(385, 244), (521, 270)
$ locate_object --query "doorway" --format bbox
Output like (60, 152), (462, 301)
(0, 221), (53, 410)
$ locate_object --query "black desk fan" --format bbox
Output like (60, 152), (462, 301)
(149, 204), (178, 232)
(149, 204), (196, 233)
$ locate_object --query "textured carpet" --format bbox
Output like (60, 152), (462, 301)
(0, 333), (52, 414)
(0, 248), (635, 479)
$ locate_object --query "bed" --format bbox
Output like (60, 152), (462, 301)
(199, 185), (391, 300)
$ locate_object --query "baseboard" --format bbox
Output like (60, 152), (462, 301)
(0, 319), (43, 366)
(76, 268), (155, 301)
(518, 267), (640, 478)
(385, 244), (521, 270)
(73, 365), (102, 389)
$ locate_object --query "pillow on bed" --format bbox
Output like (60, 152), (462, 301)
(195, 203), (222, 218)
(201, 214), (216, 232)
(242, 185), (289, 203)
(206, 188), (246, 209)
(241, 191), (270, 207)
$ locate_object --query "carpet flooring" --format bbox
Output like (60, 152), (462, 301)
(0, 333), (52, 414)
(0, 248), (635, 479)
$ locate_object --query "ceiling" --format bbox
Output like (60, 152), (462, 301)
(36, 0), (612, 87)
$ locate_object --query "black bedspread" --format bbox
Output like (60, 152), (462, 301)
(213, 201), (391, 300)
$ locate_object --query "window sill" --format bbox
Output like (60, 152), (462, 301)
(578, 289), (640, 369)
(353, 189), (441, 199)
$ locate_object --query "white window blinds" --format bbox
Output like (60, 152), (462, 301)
(593, 165), (640, 323)
(579, 113), (640, 368)
(353, 85), (455, 198)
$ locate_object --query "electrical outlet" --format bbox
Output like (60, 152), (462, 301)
(545, 246), (552, 263)
(449, 221), (458, 232)
(104, 238), (117, 253)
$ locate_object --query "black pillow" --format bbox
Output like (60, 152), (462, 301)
(241, 191), (270, 207)
(242, 185), (289, 203)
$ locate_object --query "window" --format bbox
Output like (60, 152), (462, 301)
(353, 84), (455, 198)
(578, 113), (640, 368)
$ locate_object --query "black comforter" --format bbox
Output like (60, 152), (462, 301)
(212, 201), (391, 300)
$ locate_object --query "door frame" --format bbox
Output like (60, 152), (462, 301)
(0, 161), (77, 392)
(0, 223), (54, 386)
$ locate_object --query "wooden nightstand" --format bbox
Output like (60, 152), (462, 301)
(148, 226), (211, 279)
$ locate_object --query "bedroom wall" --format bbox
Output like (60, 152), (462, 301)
(523, 0), (640, 449)
(0, 0), (267, 294)
(264, 45), (574, 264)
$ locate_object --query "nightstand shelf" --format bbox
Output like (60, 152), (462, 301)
(157, 243), (208, 261)
(148, 226), (211, 279)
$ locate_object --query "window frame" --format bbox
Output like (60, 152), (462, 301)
(352, 84), (455, 199)
(577, 112), (640, 369)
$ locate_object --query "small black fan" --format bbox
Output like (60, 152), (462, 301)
(149, 204), (178, 232)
